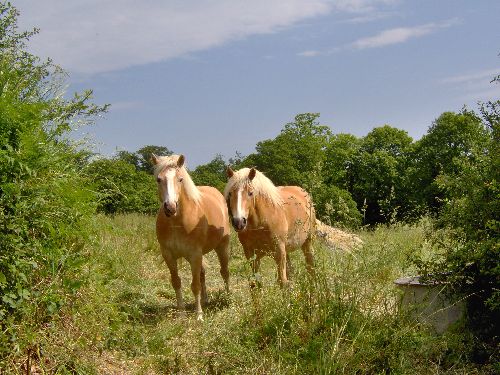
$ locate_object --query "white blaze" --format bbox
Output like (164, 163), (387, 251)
(164, 169), (177, 205)
(236, 189), (243, 218)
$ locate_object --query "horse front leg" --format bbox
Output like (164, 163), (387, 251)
(162, 250), (185, 313)
(188, 253), (204, 321)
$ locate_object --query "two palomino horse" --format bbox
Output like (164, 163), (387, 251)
(224, 167), (315, 286)
(152, 154), (230, 321)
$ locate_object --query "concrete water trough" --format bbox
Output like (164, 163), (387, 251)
(394, 276), (465, 334)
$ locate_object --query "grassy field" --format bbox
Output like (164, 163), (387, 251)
(16, 214), (482, 374)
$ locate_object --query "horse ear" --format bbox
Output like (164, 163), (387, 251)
(226, 166), (234, 178)
(249, 167), (257, 181)
(150, 153), (159, 165)
(177, 154), (185, 168)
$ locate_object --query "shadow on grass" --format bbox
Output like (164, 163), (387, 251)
(116, 288), (232, 324)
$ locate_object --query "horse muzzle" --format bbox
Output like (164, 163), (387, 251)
(232, 217), (247, 231)
(163, 202), (178, 217)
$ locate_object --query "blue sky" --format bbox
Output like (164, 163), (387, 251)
(14, 0), (500, 167)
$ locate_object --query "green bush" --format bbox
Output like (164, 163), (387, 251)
(313, 184), (361, 228)
(0, 2), (106, 362)
(416, 103), (499, 362)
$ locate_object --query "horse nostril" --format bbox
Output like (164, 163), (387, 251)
(242, 217), (247, 225)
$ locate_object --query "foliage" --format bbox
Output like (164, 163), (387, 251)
(347, 125), (413, 225)
(409, 110), (490, 215)
(86, 158), (158, 214)
(313, 184), (361, 228)
(240, 113), (363, 228)
(116, 145), (171, 174)
(0, 1), (107, 362)
(416, 101), (499, 359)
(190, 154), (227, 192)
(246, 113), (331, 188)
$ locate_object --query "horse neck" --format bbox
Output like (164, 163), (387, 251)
(248, 195), (274, 227)
(176, 188), (199, 218)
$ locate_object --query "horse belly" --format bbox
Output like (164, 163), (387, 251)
(238, 230), (279, 256)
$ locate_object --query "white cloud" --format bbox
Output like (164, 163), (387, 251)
(441, 68), (499, 84)
(13, 0), (397, 75)
(297, 50), (322, 57)
(14, 0), (332, 74)
(350, 19), (458, 50)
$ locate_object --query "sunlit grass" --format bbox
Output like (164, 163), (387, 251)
(16, 214), (481, 374)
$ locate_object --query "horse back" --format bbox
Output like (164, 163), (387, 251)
(278, 186), (315, 241)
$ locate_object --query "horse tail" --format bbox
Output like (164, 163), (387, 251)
(315, 219), (363, 251)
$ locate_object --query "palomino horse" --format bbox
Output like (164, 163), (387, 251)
(224, 167), (315, 286)
(152, 154), (230, 321)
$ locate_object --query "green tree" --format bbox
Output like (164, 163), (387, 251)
(338, 125), (413, 225)
(116, 150), (141, 169)
(86, 158), (158, 214)
(418, 102), (499, 359)
(409, 111), (490, 215)
(115, 145), (171, 173)
(324, 133), (362, 191)
(247, 113), (331, 188)
(136, 145), (171, 173)
(241, 113), (361, 228)
(190, 154), (227, 192)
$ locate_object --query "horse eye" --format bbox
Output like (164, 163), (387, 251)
(248, 191), (254, 197)
(156, 177), (161, 183)
(179, 177), (184, 182)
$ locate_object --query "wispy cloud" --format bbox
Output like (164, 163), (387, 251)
(14, 0), (400, 75)
(341, 11), (398, 24)
(350, 18), (459, 50)
(297, 50), (322, 57)
(440, 68), (499, 84)
(15, 0), (333, 74)
(441, 68), (500, 102)
(298, 18), (458, 57)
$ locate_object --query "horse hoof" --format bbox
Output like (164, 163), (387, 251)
(196, 314), (204, 322)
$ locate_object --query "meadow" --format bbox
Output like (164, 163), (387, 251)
(7, 214), (481, 374)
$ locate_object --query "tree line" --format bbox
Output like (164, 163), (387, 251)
(91, 111), (491, 228)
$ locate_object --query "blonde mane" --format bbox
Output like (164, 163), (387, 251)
(153, 155), (202, 204)
(224, 168), (283, 206)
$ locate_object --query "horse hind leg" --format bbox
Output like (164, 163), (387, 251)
(274, 242), (289, 288)
(215, 237), (230, 293)
(286, 253), (294, 280)
(189, 253), (204, 321)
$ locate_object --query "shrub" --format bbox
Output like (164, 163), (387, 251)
(313, 184), (362, 228)
(0, 2), (106, 362)
(416, 103), (499, 363)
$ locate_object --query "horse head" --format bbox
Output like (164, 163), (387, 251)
(225, 167), (256, 231)
(152, 154), (186, 217)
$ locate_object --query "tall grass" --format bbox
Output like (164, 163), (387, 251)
(7, 215), (481, 374)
